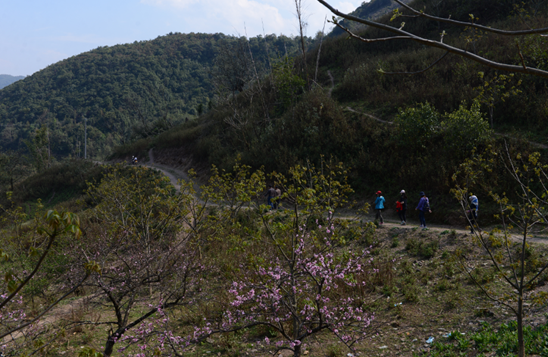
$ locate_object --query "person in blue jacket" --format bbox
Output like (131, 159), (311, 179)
(415, 191), (431, 229)
(374, 190), (385, 225)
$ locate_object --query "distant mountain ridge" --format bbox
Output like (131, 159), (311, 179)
(0, 75), (25, 89)
(329, 0), (413, 37)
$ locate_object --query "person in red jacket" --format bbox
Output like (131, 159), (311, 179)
(396, 190), (407, 225)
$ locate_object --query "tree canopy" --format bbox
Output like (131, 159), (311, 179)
(0, 33), (306, 159)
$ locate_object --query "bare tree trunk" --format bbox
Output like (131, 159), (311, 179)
(517, 225), (528, 357)
(294, 344), (302, 357)
(104, 338), (115, 357)
(104, 330), (123, 357)
(294, 0), (309, 86)
(314, 17), (327, 84)
(517, 295), (525, 357)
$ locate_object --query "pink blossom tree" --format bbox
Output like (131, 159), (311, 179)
(221, 223), (374, 356)
(114, 160), (375, 357)
(77, 165), (206, 356)
(0, 204), (89, 354)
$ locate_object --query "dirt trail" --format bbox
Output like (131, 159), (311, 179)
(3, 296), (89, 344)
(345, 106), (394, 125)
(374, 219), (548, 245)
(145, 148), (201, 193)
(142, 148), (548, 246)
(346, 106), (548, 149)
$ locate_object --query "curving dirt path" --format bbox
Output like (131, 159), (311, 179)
(143, 153), (548, 245)
(141, 154), (548, 245)
(345, 106), (394, 125)
(145, 148), (202, 193)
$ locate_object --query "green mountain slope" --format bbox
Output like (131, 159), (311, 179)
(328, 0), (413, 37)
(0, 75), (25, 89)
(0, 33), (304, 159)
(319, 0), (548, 135)
(116, 0), (548, 223)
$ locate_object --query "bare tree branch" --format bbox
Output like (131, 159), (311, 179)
(393, 0), (548, 36)
(317, 0), (548, 78)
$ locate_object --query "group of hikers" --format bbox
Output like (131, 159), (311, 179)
(265, 185), (479, 232)
(374, 190), (432, 228)
(375, 190), (479, 232)
(262, 183), (479, 232)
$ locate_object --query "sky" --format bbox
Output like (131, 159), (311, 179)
(0, 0), (363, 76)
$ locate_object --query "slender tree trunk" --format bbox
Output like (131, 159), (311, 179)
(294, 0), (309, 87)
(314, 17), (327, 84)
(517, 224), (527, 357)
(294, 343), (302, 357)
(103, 329), (124, 357)
(517, 294), (524, 357)
(104, 340), (114, 357)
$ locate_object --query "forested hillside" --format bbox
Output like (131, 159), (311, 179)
(0, 33), (305, 159)
(0, 75), (25, 89)
(115, 0), (548, 222)
(320, 0), (548, 135)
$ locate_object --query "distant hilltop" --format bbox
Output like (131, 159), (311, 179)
(0, 74), (25, 89)
(328, 0), (413, 37)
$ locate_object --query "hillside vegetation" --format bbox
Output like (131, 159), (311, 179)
(1, 0), (548, 355)
(112, 0), (548, 222)
(0, 33), (305, 159)
(320, 0), (548, 135)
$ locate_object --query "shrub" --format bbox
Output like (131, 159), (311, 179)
(405, 237), (438, 259)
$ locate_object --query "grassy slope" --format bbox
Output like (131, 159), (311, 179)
(13, 220), (548, 356)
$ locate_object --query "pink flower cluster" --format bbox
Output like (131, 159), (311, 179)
(223, 222), (374, 353)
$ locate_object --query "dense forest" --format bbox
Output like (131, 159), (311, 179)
(0, 33), (307, 159)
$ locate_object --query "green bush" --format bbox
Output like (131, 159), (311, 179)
(405, 237), (438, 259)
(428, 320), (548, 356)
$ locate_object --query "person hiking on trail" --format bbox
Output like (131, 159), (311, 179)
(274, 186), (282, 209)
(374, 191), (385, 225)
(415, 191), (431, 229)
(396, 190), (407, 225)
(265, 185), (276, 210)
(467, 194), (479, 234)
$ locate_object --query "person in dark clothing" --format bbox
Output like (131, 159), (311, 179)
(397, 190), (408, 225)
(467, 194), (479, 233)
(265, 185), (276, 210)
(415, 191), (431, 229)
